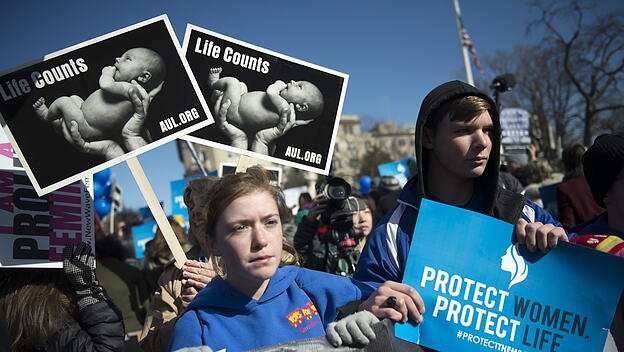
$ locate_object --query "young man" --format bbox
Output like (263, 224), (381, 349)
(353, 81), (567, 328)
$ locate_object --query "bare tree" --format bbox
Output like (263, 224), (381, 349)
(358, 146), (392, 179)
(531, 0), (624, 145)
(482, 44), (577, 160)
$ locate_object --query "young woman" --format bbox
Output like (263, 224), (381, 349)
(168, 167), (422, 351)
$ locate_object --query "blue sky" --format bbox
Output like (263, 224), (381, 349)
(2, 0), (622, 213)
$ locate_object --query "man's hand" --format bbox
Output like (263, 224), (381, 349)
(179, 260), (217, 309)
(527, 144), (537, 161)
(121, 80), (159, 150)
(180, 283), (199, 309)
(121, 81), (150, 139)
(358, 281), (425, 324)
(252, 103), (311, 153)
(304, 194), (328, 224)
(181, 260), (217, 290)
(69, 121), (124, 160)
(214, 96), (247, 149)
(516, 218), (568, 253)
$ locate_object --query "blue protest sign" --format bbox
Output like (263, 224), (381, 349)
(377, 157), (411, 187)
(396, 199), (624, 352)
(169, 174), (207, 230)
(132, 221), (157, 259)
(171, 178), (190, 230)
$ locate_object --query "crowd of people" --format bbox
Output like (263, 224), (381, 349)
(0, 80), (622, 351)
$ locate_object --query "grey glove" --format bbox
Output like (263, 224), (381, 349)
(173, 347), (213, 352)
(63, 242), (106, 310)
(326, 310), (379, 347)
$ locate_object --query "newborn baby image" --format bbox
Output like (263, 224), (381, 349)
(208, 67), (324, 133)
(33, 47), (166, 142)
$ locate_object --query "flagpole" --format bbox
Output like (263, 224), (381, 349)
(453, 0), (474, 86)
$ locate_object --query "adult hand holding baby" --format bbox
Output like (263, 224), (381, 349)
(67, 80), (162, 159)
(213, 95), (248, 149)
(121, 80), (163, 149)
(251, 103), (311, 154)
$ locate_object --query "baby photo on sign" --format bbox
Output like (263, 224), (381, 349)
(181, 24), (347, 175)
(0, 15), (212, 195)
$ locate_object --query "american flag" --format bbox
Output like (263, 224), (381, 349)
(460, 26), (484, 72)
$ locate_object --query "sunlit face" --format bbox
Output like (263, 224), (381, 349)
(353, 208), (373, 237)
(425, 111), (494, 181)
(113, 48), (150, 82)
(210, 190), (283, 291)
(279, 80), (316, 104)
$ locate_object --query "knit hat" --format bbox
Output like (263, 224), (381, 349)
(570, 235), (624, 257)
(379, 176), (400, 191)
(582, 134), (624, 207)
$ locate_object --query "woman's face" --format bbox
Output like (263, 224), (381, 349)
(353, 207), (373, 237)
(211, 190), (283, 291)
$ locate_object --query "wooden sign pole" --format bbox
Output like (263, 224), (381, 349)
(126, 157), (187, 268)
(235, 154), (256, 174)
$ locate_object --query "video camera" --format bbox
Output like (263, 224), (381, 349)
(315, 176), (364, 276)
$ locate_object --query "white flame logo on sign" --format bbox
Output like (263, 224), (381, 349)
(500, 243), (528, 289)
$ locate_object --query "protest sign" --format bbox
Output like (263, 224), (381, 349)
(0, 128), (22, 170)
(139, 202), (163, 225)
(132, 221), (157, 259)
(0, 15), (213, 196)
(396, 199), (624, 352)
(0, 170), (93, 268)
(501, 108), (531, 162)
(170, 177), (189, 230)
(181, 24), (347, 175)
(377, 157), (412, 187)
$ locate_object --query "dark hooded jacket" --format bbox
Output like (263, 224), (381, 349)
(415, 81), (501, 214)
(354, 80), (562, 285)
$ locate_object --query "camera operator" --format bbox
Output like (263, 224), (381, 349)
(293, 188), (375, 277)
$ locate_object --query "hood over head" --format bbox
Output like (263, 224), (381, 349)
(414, 80), (501, 214)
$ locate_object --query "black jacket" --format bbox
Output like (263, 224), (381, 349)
(46, 300), (125, 352)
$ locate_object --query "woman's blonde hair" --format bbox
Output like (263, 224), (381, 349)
(203, 167), (299, 275)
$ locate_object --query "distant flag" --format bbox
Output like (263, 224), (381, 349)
(459, 25), (484, 72)
(452, 0), (484, 84)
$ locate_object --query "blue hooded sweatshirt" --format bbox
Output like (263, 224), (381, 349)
(169, 265), (373, 351)
(353, 81), (564, 287)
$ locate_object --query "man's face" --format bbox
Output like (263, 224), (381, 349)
(605, 168), (624, 218)
(424, 110), (494, 181)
